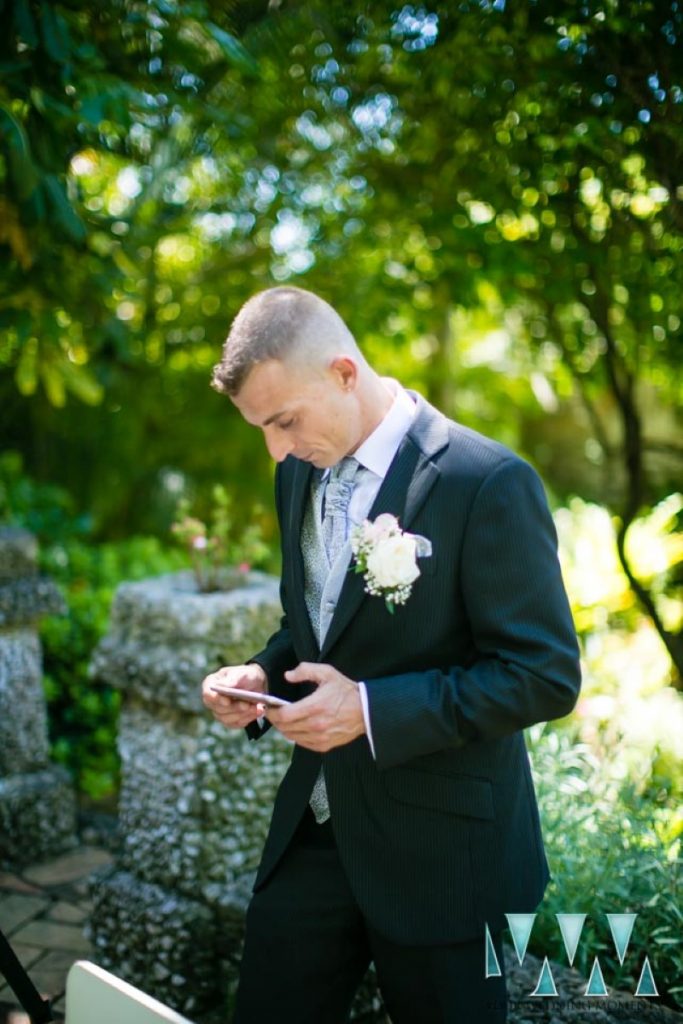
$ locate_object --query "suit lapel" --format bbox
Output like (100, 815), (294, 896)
(283, 457), (318, 657)
(319, 392), (449, 660)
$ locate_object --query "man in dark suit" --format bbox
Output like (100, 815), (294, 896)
(202, 286), (581, 1023)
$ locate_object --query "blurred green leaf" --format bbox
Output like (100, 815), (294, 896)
(0, 103), (39, 198)
(42, 173), (87, 241)
(39, 1), (71, 63)
(205, 20), (259, 76)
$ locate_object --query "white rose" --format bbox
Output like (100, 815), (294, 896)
(363, 513), (398, 544)
(366, 533), (420, 588)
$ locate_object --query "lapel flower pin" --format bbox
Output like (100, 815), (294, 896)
(350, 513), (432, 614)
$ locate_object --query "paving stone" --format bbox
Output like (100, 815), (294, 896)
(23, 848), (112, 887)
(34, 950), (81, 973)
(0, 943), (43, 970)
(47, 901), (87, 925)
(14, 965), (64, 1001)
(0, 943), (45, 1009)
(11, 920), (91, 955)
(17, 950), (81, 1005)
(0, 873), (42, 895)
(0, 894), (50, 934)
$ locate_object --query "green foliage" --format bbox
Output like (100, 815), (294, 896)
(0, 448), (91, 540)
(39, 535), (188, 801)
(0, 0), (265, 405)
(2, 0), (680, 678)
(530, 724), (682, 1007)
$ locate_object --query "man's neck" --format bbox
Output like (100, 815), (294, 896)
(352, 376), (396, 451)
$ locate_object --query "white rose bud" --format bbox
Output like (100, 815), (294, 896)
(367, 533), (420, 588)
(362, 513), (396, 544)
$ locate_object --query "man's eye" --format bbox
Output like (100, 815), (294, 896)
(279, 419), (295, 430)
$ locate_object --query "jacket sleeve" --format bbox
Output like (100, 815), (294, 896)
(244, 460), (300, 741)
(364, 457), (581, 769)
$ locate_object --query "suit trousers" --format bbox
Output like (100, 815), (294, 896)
(232, 807), (508, 1024)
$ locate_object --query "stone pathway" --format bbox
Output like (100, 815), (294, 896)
(0, 846), (112, 1024)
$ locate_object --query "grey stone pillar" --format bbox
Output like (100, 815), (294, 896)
(0, 526), (77, 865)
(86, 570), (292, 1018)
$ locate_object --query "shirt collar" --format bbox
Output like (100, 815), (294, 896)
(323, 378), (416, 481)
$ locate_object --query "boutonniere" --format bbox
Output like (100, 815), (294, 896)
(350, 513), (432, 614)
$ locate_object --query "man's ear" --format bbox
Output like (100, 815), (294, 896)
(329, 355), (358, 392)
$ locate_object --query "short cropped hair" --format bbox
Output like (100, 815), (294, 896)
(211, 286), (362, 396)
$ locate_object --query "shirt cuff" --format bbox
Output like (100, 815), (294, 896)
(358, 681), (376, 759)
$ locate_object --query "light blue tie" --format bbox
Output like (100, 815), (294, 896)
(322, 456), (361, 565)
(308, 455), (361, 824)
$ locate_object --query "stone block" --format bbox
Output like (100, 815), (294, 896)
(0, 766), (78, 867)
(88, 867), (223, 1017)
(84, 569), (296, 1018)
(0, 630), (50, 775)
(89, 570), (283, 712)
(116, 701), (290, 899)
(0, 576), (66, 629)
(0, 527), (38, 582)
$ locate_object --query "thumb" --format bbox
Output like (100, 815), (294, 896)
(284, 662), (326, 686)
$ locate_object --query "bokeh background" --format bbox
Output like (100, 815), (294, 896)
(1, 0), (681, 1006)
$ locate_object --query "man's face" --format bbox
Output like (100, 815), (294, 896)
(231, 358), (361, 468)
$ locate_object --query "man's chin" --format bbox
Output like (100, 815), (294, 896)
(305, 452), (325, 465)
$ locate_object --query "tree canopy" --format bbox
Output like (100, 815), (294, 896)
(1, 0), (682, 679)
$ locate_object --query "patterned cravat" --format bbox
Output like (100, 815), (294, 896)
(322, 456), (361, 564)
(308, 455), (362, 824)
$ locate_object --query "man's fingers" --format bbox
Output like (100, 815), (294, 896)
(210, 697), (262, 726)
(267, 691), (322, 724)
(284, 662), (329, 684)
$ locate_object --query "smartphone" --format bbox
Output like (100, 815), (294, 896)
(209, 682), (290, 708)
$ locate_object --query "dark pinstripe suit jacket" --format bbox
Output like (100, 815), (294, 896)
(246, 389), (581, 945)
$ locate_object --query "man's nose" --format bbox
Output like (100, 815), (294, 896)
(264, 428), (294, 463)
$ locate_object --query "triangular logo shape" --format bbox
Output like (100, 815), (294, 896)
(484, 923), (502, 978)
(606, 912), (637, 965)
(635, 957), (659, 997)
(585, 956), (609, 997)
(505, 913), (535, 964)
(530, 956), (558, 997)
(556, 913), (586, 966)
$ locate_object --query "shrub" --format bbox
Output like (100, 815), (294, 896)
(528, 724), (682, 1009)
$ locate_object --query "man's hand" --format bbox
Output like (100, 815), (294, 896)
(201, 663), (268, 729)
(265, 662), (365, 752)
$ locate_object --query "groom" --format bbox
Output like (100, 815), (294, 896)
(202, 286), (581, 1023)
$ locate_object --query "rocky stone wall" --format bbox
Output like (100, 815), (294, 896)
(0, 526), (76, 866)
(86, 570), (294, 1018)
